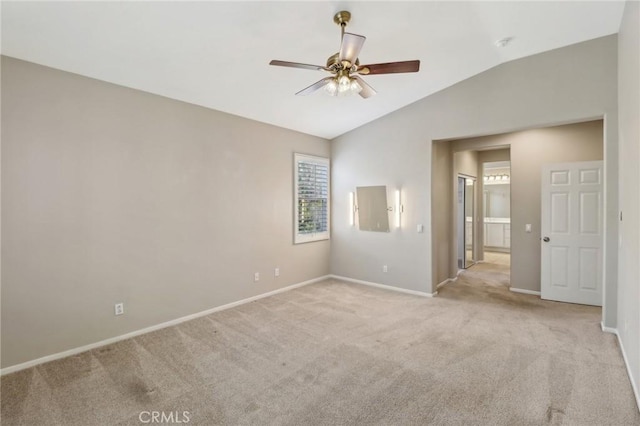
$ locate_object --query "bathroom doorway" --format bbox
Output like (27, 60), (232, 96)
(482, 161), (511, 267)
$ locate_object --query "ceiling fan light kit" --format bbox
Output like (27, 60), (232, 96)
(325, 71), (363, 96)
(269, 11), (420, 99)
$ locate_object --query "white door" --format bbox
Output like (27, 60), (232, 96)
(541, 161), (603, 306)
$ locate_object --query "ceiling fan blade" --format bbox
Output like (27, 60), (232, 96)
(339, 33), (366, 64)
(353, 76), (376, 99)
(358, 60), (420, 75)
(269, 60), (327, 71)
(295, 77), (335, 96)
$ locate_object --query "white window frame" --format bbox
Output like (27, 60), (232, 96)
(294, 153), (330, 244)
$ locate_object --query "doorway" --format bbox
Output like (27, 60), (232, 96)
(482, 161), (511, 270)
(433, 120), (606, 299)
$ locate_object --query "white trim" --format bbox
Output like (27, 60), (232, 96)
(509, 287), (541, 296)
(0, 275), (331, 376)
(331, 275), (436, 297)
(617, 332), (640, 412)
(437, 276), (458, 290)
(600, 322), (617, 334)
(293, 153), (330, 244)
(599, 326), (640, 412)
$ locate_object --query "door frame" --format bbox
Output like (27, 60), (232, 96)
(430, 115), (616, 329)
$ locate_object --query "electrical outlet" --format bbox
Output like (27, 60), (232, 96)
(383, 265), (388, 273)
(274, 267), (280, 277)
(254, 272), (260, 282)
(114, 303), (124, 316)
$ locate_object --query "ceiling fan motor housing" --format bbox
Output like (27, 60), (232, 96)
(326, 53), (359, 72)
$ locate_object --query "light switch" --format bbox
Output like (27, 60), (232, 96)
(525, 224), (532, 233)
(417, 224), (424, 233)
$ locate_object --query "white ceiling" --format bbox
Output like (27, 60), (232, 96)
(1, 1), (626, 139)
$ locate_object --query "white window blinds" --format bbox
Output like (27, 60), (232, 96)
(294, 154), (330, 244)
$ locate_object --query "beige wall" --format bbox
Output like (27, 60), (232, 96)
(478, 149), (511, 165)
(431, 141), (453, 285)
(449, 121), (603, 291)
(331, 36), (617, 315)
(617, 0), (640, 406)
(1, 57), (331, 368)
(453, 150), (479, 178)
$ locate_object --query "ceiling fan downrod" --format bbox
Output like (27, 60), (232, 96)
(333, 11), (351, 41)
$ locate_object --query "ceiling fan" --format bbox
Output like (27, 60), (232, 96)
(269, 11), (420, 99)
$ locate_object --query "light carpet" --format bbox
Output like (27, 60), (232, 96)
(2, 269), (638, 425)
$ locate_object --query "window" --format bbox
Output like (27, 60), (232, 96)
(294, 153), (330, 244)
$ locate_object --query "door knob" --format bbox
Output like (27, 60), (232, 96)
(543, 237), (550, 242)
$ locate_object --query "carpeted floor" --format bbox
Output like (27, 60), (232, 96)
(2, 267), (638, 425)
(483, 251), (511, 266)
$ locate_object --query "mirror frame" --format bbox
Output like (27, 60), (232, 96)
(356, 186), (390, 232)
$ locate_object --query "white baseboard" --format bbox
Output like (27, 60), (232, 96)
(0, 275), (331, 376)
(436, 276), (458, 290)
(599, 325), (640, 412)
(330, 275), (436, 297)
(509, 287), (541, 296)
(618, 332), (640, 413)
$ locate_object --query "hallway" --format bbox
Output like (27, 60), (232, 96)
(482, 251), (510, 267)
(442, 252), (512, 301)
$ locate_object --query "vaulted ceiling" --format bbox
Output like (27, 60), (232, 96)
(1, 1), (626, 139)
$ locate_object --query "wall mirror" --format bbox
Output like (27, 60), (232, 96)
(457, 176), (475, 269)
(356, 186), (390, 232)
(464, 177), (475, 268)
